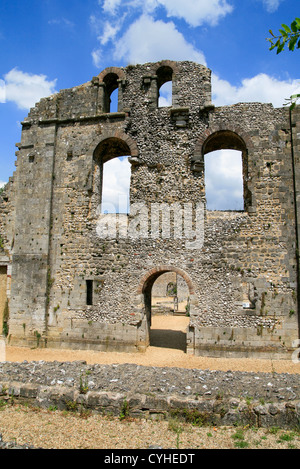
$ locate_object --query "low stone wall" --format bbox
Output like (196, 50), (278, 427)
(0, 361), (299, 429)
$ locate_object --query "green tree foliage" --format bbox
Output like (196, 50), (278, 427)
(284, 93), (300, 111)
(268, 17), (300, 54)
(268, 18), (300, 109)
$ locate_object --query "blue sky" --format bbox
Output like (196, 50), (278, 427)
(0, 0), (299, 203)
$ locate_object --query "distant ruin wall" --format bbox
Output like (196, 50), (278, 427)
(0, 61), (299, 358)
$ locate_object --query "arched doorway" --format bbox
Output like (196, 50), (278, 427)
(137, 266), (196, 352)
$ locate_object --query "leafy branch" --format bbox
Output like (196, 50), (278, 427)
(284, 93), (300, 111)
(268, 18), (300, 54)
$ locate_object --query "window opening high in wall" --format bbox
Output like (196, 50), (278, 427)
(93, 137), (131, 215)
(205, 150), (244, 211)
(202, 130), (251, 212)
(103, 73), (119, 113)
(101, 156), (130, 214)
(157, 65), (173, 108)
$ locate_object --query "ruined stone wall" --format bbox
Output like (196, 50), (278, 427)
(0, 178), (15, 255)
(2, 61), (299, 358)
(0, 267), (7, 334)
(0, 177), (15, 335)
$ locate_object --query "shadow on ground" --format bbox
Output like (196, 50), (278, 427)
(149, 328), (187, 352)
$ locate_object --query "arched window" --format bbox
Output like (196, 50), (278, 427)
(202, 131), (251, 211)
(205, 150), (244, 211)
(158, 81), (172, 107)
(156, 65), (173, 108)
(93, 137), (131, 214)
(103, 73), (119, 113)
(109, 88), (119, 113)
(102, 157), (130, 214)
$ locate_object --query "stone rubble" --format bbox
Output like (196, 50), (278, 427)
(0, 361), (299, 429)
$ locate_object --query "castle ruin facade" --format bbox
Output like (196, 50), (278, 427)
(0, 60), (299, 358)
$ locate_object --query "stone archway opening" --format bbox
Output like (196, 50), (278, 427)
(138, 266), (195, 352)
(150, 272), (190, 351)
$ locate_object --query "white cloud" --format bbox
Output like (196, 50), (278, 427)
(48, 18), (74, 29)
(158, 81), (172, 107)
(101, 0), (233, 26)
(205, 150), (244, 210)
(89, 14), (101, 34)
(90, 11), (126, 68)
(90, 12), (123, 43)
(212, 73), (300, 108)
(102, 0), (157, 15)
(261, 0), (283, 13)
(100, 21), (121, 45)
(95, 0), (232, 68)
(3, 68), (57, 110)
(113, 14), (206, 65)
(157, 0), (233, 27)
(0, 181), (6, 189)
(0, 79), (5, 103)
(92, 49), (102, 68)
(102, 0), (123, 14)
(101, 157), (131, 213)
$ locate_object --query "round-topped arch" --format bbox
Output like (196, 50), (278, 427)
(97, 67), (126, 113)
(85, 129), (139, 180)
(98, 66), (126, 83)
(137, 265), (196, 319)
(136, 265), (197, 352)
(91, 130), (139, 162)
(137, 264), (195, 296)
(93, 131), (139, 163)
(154, 61), (179, 108)
(193, 127), (253, 211)
(89, 130), (139, 214)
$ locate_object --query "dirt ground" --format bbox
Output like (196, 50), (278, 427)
(3, 316), (300, 374)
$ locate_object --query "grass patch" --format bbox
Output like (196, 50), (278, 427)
(168, 418), (184, 449)
(277, 432), (296, 443)
(169, 408), (210, 427)
(119, 398), (130, 421)
(231, 428), (249, 448)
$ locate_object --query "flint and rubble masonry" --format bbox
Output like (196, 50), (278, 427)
(0, 60), (299, 358)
